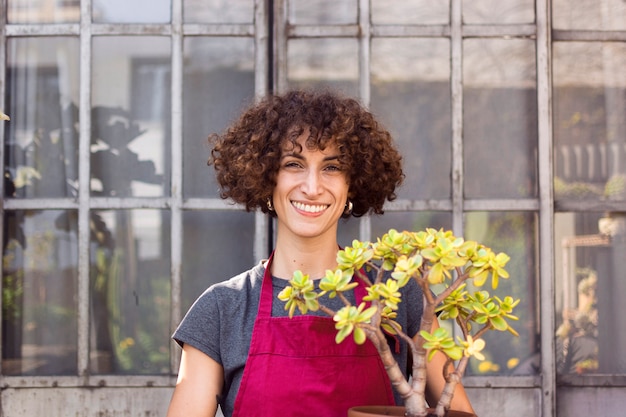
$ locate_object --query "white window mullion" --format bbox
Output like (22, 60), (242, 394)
(0, 0), (7, 374)
(169, 0), (184, 376)
(77, 0), (93, 379)
(450, 0), (464, 236)
(253, 0), (270, 262)
(273, 0), (288, 94)
(536, 0), (556, 416)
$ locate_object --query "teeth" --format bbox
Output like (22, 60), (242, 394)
(292, 201), (328, 213)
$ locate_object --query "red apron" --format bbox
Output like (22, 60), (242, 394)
(232, 255), (395, 417)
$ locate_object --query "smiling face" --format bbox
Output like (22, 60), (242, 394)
(272, 133), (350, 244)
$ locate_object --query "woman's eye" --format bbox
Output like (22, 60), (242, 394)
(325, 165), (342, 172)
(284, 161), (302, 169)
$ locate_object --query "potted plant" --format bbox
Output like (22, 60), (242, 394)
(278, 228), (520, 417)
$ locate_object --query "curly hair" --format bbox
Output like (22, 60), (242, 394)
(209, 89), (404, 217)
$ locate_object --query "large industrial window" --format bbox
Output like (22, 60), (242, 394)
(1, 1), (625, 417)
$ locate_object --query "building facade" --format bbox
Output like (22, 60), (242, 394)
(1, 0), (625, 416)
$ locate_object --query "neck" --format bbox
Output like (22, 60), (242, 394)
(270, 235), (339, 280)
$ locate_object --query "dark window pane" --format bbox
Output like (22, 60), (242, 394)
(553, 42), (626, 202)
(7, 0), (80, 23)
(91, 37), (171, 198)
(463, 0), (535, 24)
(464, 211), (540, 376)
(555, 212), (626, 375)
(89, 210), (171, 375)
(288, 0), (357, 24)
(287, 39), (359, 98)
(182, 37), (255, 198)
(372, 0), (449, 25)
(553, 0), (626, 30)
(2, 210), (78, 376)
(93, 0), (170, 23)
(4, 37), (80, 199)
(371, 212), (453, 239)
(464, 39), (538, 199)
(184, 0), (254, 24)
(371, 38), (451, 200)
(181, 211), (255, 311)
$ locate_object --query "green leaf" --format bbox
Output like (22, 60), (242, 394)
(353, 327), (366, 344)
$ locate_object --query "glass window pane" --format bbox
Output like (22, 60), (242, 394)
(4, 37), (80, 199)
(91, 37), (171, 198)
(463, 0), (535, 24)
(7, 0), (80, 23)
(181, 211), (255, 311)
(464, 211), (540, 376)
(555, 212), (626, 374)
(337, 218), (360, 249)
(553, 42), (626, 202)
(464, 39), (538, 199)
(89, 210), (171, 375)
(371, 38), (451, 200)
(372, 0), (450, 25)
(92, 0), (171, 23)
(287, 38), (359, 97)
(184, 0), (254, 24)
(553, 0), (626, 31)
(288, 0), (357, 25)
(183, 37), (255, 198)
(2, 210), (78, 376)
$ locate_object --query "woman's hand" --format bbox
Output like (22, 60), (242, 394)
(424, 319), (477, 416)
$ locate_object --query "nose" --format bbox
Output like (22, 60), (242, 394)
(301, 169), (323, 196)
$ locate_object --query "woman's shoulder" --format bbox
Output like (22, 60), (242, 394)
(200, 262), (265, 302)
(176, 262), (264, 331)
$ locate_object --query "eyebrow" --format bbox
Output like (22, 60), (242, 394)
(280, 152), (341, 162)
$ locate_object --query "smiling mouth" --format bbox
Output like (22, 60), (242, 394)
(291, 201), (329, 213)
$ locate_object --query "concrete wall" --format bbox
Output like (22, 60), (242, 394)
(1, 387), (174, 417)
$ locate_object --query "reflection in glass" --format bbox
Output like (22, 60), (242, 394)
(553, 0), (626, 31)
(91, 37), (171, 198)
(287, 39), (359, 97)
(181, 211), (255, 311)
(464, 211), (539, 376)
(92, 0), (170, 23)
(553, 42), (626, 202)
(371, 0), (449, 25)
(89, 210), (171, 375)
(183, 37), (255, 198)
(7, 0), (80, 23)
(4, 37), (80, 199)
(288, 0), (357, 25)
(2, 210), (78, 376)
(464, 39), (538, 199)
(184, 0), (254, 23)
(463, 0), (534, 24)
(555, 212), (626, 374)
(371, 38), (451, 200)
(371, 212), (452, 240)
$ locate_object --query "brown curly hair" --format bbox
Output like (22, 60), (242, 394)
(209, 89), (404, 217)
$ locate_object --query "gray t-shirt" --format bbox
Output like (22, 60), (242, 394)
(173, 261), (424, 417)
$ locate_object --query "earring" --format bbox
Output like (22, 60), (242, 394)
(267, 198), (274, 212)
(343, 200), (353, 215)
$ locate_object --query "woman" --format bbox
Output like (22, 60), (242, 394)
(167, 90), (476, 417)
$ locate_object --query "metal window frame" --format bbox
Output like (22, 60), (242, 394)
(0, 0), (269, 388)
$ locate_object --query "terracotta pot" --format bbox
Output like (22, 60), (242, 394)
(347, 405), (476, 417)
